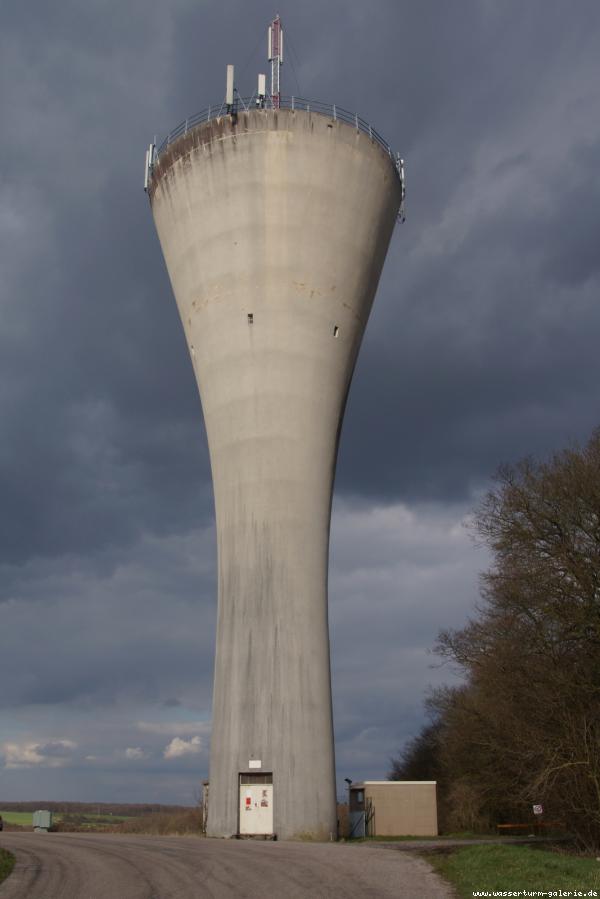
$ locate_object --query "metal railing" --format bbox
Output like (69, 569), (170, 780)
(154, 95), (396, 164)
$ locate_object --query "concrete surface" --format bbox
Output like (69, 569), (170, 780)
(0, 833), (452, 898)
(150, 108), (401, 840)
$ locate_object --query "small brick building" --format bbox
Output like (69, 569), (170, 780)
(348, 781), (437, 838)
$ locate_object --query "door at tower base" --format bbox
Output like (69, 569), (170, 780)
(239, 773), (274, 836)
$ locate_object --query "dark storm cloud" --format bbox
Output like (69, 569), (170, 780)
(1, 0), (600, 801)
(0, 0), (213, 564)
(2, 0), (600, 564)
(336, 0), (600, 500)
(0, 525), (216, 709)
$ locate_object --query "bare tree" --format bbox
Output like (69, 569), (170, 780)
(395, 430), (600, 847)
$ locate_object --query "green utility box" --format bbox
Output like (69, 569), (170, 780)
(33, 810), (53, 832)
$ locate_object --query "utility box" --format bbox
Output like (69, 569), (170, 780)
(349, 781), (437, 838)
(33, 810), (53, 832)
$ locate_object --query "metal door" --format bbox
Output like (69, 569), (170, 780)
(239, 782), (274, 835)
(349, 810), (365, 838)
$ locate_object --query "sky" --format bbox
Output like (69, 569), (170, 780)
(1, 0), (599, 806)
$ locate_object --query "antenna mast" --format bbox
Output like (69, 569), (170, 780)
(268, 14), (283, 108)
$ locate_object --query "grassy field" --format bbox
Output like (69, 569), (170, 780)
(352, 832), (494, 843)
(0, 849), (15, 885)
(111, 807), (203, 835)
(85, 814), (132, 822)
(0, 810), (47, 826)
(427, 844), (600, 898)
(59, 814), (132, 825)
(0, 810), (134, 829)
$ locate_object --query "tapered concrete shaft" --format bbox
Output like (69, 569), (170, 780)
(149, 108), (401, 839)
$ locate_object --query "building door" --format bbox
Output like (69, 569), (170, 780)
(349, 811), (365, 838)
(349, 785), (366, 838)
(239, 773), (273, 835)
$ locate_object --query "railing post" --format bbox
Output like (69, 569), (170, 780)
(184, 118), (188, 134)
(208, 105), (211, 121)
(355, 113), (359, 130)
(333, 104), (336, 120)
(292, 96), (295, 110)
(369, 124), (372, 140)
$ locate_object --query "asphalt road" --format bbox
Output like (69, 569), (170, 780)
(0, 832), (453, 898)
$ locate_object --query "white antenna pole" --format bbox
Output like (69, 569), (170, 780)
(143, 142), (155, 193)
(257, 73), (266, 108)
(226, 64), (235, 113)
(267, 14), (283, 108)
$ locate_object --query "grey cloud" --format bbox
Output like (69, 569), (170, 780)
(329, 499), (481, 786)
(35, 741), (77, 759)
(0, 527), (216, 710)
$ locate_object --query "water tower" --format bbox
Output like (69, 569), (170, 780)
(145, 17), (404, 839)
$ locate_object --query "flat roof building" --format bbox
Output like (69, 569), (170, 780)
(349, 781), (438, 838)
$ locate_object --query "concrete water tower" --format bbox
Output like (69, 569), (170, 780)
(145, 16), (404, 839)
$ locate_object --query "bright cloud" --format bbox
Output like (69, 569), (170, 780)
(163, 736), (202, 759)
(124, 747), (146, 760)
(3, 739), (77, 769)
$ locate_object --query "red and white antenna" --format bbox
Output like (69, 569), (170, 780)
(268, 14), (283, 108)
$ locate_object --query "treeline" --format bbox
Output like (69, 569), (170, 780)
(0, 802), (191, 816)
(391, 430), (600, 851)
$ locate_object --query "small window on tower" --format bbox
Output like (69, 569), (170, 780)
(248, 313), (254, 324)
(333, 325), (339, 337)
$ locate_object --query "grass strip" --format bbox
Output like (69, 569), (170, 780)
(0, 811), (34, 826)
(0, 849), (15, 885)
(353, 832), (498, 843)
(426, 844), (600, 898)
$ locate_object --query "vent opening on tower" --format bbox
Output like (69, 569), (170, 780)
(333, 325), (339, 337)
(248, 313), (254, 324)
